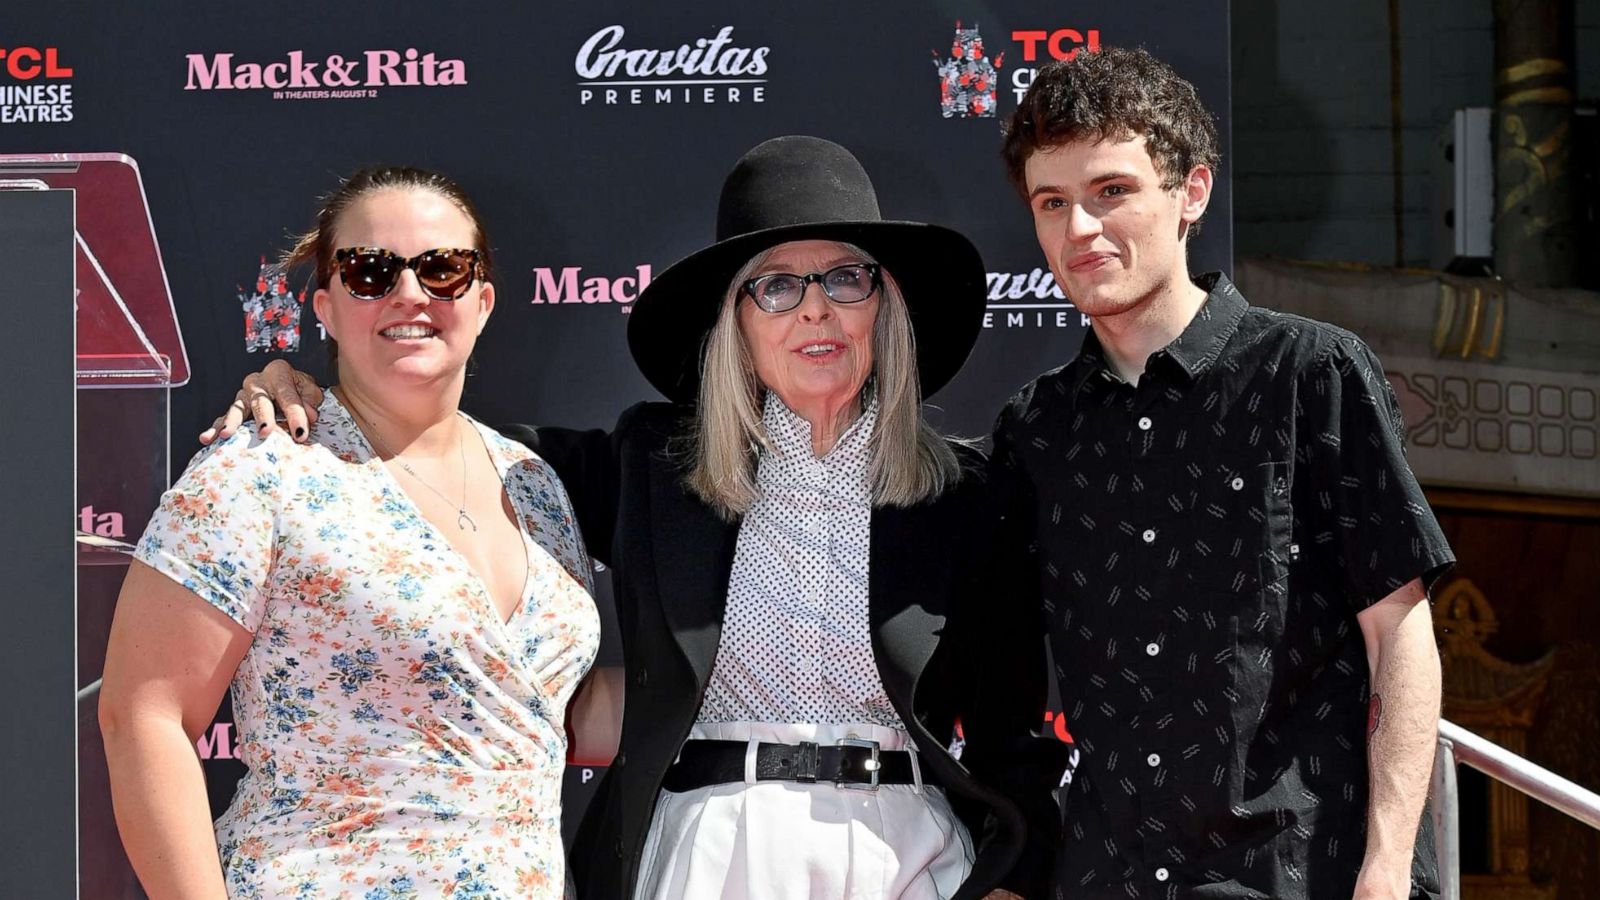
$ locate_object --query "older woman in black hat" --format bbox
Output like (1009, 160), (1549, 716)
(205, 137), (1064, 900)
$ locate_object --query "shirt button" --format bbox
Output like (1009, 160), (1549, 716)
(1155, 867), (1170, 882)
(1146, 642), (1161, 657)
(1137, 416), (1153, 431)
(614, 752), (627, 768)
(1142, 529), (1157, 544)
(1230, 477), (1245, 491)
(1147, 753), (1161, 767)
(635, 667), (649, 687)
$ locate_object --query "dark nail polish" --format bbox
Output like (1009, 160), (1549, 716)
(294, 426), (307, 440)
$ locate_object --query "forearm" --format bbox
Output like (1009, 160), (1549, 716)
(104, 717), (229, 899)
(1357, 600), (1441, 895)
(567, 665), (624, 766)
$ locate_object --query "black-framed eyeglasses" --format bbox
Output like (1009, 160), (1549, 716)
(741, 263), (881, 314)
(333, 246), (482, 302)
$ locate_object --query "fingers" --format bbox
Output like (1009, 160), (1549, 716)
(197, 361), (325, 447)
(265, 360), (320, 443)
(248, 380), (278, 439)
(199, 394), (250, 445)
(199, 414), (227, 445)
(293, 370), (326, 412)
(224, 392), (251, 437)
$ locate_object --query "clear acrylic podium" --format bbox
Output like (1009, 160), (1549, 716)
(1, 153), (190, 899)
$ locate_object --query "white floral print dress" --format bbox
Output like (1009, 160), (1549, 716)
(134, 393), (599, 899)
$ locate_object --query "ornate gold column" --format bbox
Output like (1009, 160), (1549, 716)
(1436, 579), (1557, 900)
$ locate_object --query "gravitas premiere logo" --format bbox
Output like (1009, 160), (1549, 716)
(985, 269), (1085, 330)
(575, 25), (768, 106)
(184, 49), (467, 100)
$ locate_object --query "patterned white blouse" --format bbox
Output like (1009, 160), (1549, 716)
(695, 393), (904, 731)
(134, 393), (598, 899)
(639, 396), (973, 900)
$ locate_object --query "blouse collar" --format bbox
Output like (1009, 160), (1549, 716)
(760, 391), (878, 477)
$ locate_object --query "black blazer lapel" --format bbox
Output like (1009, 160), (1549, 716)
(868, 500), (957, 705)
(647, 450), (739, 688)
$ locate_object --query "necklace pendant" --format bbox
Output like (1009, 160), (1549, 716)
(458, 508), (478, 531)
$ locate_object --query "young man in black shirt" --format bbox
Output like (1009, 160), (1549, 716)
(992, 47), (1455, 899)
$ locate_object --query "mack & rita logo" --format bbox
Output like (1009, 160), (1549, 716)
(185, 49), (467, 100)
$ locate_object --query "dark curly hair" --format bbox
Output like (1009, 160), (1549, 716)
(283, 165), (494, 376)
(1001, 46), (1220, 198)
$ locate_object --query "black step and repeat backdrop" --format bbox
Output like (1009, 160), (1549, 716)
(4, 1), (1227, 893)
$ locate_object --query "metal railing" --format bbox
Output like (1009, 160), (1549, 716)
(1432, 718), (1600, 900)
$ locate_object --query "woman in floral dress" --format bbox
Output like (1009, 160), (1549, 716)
(98, 166), (598, 899)
(198, 138), (1071, 900)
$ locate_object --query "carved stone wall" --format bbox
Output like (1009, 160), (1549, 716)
(1388, 361), (1598, 497)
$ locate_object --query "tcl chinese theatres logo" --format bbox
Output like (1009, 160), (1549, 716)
(1009, 28), (1101, 101)
(1, 46), (74, 124)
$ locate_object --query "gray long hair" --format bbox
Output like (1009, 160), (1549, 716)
(685, 242), (964, 520)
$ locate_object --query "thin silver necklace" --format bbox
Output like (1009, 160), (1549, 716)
(348, 398), (477, 532)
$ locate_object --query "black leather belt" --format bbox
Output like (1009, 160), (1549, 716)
(662, 738), (935, 793)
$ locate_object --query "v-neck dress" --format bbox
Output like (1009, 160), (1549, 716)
(134, 393), (599, 899)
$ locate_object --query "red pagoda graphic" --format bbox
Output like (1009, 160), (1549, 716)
(237, 256), (303, 353)
(934, 21), (1004, 118)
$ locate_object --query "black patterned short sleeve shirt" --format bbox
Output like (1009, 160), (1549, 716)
(992, 273), (1454, 899)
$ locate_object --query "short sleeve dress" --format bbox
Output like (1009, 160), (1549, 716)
(133, 393), (599, 899)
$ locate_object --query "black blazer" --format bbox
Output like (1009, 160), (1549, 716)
(504, 402), (1066, 899)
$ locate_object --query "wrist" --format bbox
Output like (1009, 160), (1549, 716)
(1353, 861), (1411, 900)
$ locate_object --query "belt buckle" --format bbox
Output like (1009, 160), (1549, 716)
(793, 741), (819, 783)
(834, 737), (881, 792)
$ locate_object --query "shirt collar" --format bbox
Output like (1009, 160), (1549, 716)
(1067, 328), (1115, 397)
(1161, 272), (1247, 380)
(761, 391), (877, 474)
(1068, 272), (1247, 396)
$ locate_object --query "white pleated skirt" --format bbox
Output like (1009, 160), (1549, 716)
(634, 722), (975, 900)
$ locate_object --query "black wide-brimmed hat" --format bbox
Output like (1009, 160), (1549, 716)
(627, 135), (987, 403)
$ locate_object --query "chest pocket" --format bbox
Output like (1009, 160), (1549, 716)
(1183, 458), (1294, 599)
